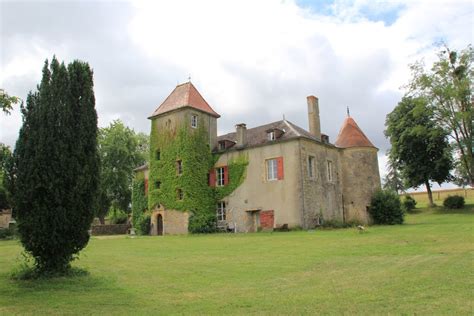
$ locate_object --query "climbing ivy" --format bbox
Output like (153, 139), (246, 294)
(131, 174), (148, 232)
(144, 117), (249, 233)
(215, 154), (249, 200)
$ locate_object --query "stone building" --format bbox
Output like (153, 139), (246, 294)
(134, 82), (381, 234)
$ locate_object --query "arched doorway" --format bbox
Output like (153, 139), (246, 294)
(157, 214), (163, 236)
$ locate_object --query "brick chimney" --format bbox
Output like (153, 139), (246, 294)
(235, 123), (247, 147)
(307, 96), (321, 141)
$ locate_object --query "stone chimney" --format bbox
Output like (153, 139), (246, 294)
(236, 123), (247, 147)
(307, 95), (321, 141)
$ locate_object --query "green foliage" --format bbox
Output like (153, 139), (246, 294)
(443, 195), (465, 209)
(138, 212), (151, 235)
(0, 143), (13, 209)
(215, 154), (249, 200)
(146, 116), (248, 233)
(369, 189), (404, 225)
(108, 207), (128, 224)
(385, 96), (453, 205)
(407, 45), (473, 186)
(0, 227), (15, 239)
(97, 120), (149, 221)
(132, 177), (148, 229)
(148, 121), (216, 232)
(402, 195), (417, 212)
(320, 219), (360, 229)
(0, 89), (21, 115)
(382, 157), (405, 194)
(13, 57), (99, 274)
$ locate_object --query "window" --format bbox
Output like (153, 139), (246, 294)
(266, 159), (278, 181)
(216, 201), (226, 221)
(177, 188), (183, 200)
(219, 142), (226, 150)
(267, 131), (276, 141)
(176, 160), (182, 175)
(156, 150), (161, 160)
(155, 180), (161, 189)
(191, 115), (198, 128)
(327, 160), (333, 181)
(308, 156), (315, 178)
(216, 167), (225, 186)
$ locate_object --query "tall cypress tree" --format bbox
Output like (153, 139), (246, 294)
(14, 57), (99, 274)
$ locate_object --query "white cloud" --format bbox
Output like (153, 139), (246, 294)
(1, 0), (472, 184)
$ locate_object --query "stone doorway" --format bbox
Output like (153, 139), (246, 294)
(157, 214), (163, 236)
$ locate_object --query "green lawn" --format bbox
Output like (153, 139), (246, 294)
(1, 205), (473, 315)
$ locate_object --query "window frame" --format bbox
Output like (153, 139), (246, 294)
(176, 160), (183, 175)
(216, 167), (225, 186)
(266, 158), (278, 181)
(327, 160), (333, 182)
(216, 201), (226, 221)
(267, 131), (276, 141)
(191, 115), (198, 128)
(308, 155), (315, 178)
(177, 188), (184, 200)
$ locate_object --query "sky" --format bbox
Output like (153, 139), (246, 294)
(1, 0), (473, 187)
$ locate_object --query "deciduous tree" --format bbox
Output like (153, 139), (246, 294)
(385, 96), (453, 207)
(407, 45), (473, 186)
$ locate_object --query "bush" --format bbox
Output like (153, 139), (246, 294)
(402, 195), (417, 212)
(443, 195), (465, 209)
(188, 213), (217, 234)
(0, 227), (15, 239)
(108, 207), (128, 224)
(138, 213), (151, 235)
(320, 219), (360, 229)
(369, 189), (404, 225)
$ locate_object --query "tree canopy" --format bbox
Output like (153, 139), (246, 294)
(97, 120), (148, 223)
(0, 89), (21, 115)
(13, 57), (99, 274)
(407, 45), (472, 186)
(385, 96), (453, 206)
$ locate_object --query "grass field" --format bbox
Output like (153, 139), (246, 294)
(404, 187), (473, 208)
(1, 203), (473, 315)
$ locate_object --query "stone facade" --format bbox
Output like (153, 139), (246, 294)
(134, 82), (381, 234)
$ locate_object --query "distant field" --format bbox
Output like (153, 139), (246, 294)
(403, 188), (473, 207)
(0, 204), (473, 315)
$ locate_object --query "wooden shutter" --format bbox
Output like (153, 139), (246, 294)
(209, 169), (216, 187)
(277, 157), (284, 180)
(223, 166), (229, 185)
(144, 179), (149, 195)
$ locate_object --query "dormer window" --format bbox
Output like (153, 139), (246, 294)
(219, 142), (226, 150)
(217, 139), (236, 151)
(267, 131), (276, 141)
(266, 128), (284, 141)
(191, 115), (198, 128)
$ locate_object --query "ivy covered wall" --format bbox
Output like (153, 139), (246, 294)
(133, 114), (249, 233)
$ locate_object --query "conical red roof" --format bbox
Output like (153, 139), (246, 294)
(335, 117), (375, 148)
(149, 82), (220, 119)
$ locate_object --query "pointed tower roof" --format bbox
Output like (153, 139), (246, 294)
(149, 82), (220, 119)
(335, 116), (376, 148)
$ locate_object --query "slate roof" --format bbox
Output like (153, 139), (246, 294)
(149, 82), (220, 119)
(216, 119), (328, 149)
(334, 117), (375, 148)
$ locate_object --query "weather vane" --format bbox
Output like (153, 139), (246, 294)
(188, 75), (191, 82)
(347, 106), (350, 117)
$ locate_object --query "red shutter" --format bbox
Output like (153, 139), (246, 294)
(223, 166), (229, 185)
(209, 169), (216, 187)
(277, 157), (284, 180)
(144, 179), (148, 195)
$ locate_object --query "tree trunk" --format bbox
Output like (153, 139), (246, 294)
(425, 181), (434, 207)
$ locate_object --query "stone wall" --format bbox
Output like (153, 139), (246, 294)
(150, 208), (189, 235)
(91, 224), (130, 235)
(0, 209), (12, 229)
(299, 139), (344, 228)
(340, 147), (381, 224)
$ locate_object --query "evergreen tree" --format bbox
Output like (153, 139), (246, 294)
(13, 57), (99, 274)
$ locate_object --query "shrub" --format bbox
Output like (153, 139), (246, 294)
(0, 227), (15, 239)
(138, 213), (151, 235)
(369, 189), (404, 225)
(402, 195), (417, 212)
(443, 195), (465, 209)
(108, 207), (128, 224)
(188, 213), (217, 234)
(320, 219), (358, 229)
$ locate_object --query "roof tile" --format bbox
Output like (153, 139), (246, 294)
(334, 117), (375, 148)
